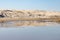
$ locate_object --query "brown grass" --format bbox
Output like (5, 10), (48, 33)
(0, 17), (60, 23)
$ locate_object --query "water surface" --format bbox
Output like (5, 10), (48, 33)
(0, 21), (60, 40)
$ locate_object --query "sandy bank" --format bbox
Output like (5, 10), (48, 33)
(0, 10), (60, 23)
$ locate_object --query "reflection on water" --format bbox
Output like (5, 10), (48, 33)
(0, 21), (60, 40)
(0, 20), (60, 27)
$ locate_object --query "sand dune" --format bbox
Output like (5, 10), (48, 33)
(0, 10), (60, 22)
(0, 10), (60, 18)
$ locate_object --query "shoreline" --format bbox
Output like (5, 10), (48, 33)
(0, 17), (60, 23)
(0, 10), (60, 23)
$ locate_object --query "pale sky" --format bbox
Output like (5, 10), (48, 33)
(0, 0), (60, 11)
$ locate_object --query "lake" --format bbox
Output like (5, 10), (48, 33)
(0, 21), (60, 40)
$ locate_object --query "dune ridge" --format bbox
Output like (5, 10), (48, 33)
(0, 10), (60, 22)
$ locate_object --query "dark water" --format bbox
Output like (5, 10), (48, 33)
(0, 21), (60, 40)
